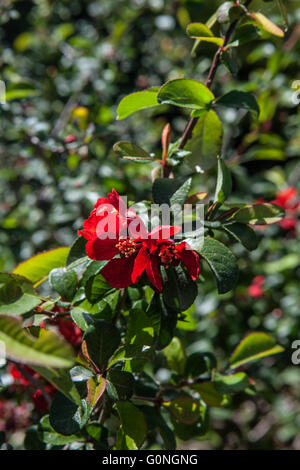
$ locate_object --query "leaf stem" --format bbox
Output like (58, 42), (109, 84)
(178, 0), (253, 150)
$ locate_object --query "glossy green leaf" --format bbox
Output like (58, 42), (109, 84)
(231, 203), (284, 225)
(186, 110), (222, 172)
(50, 393), (90, 435)
(113, 141), (153, 162)
(163, 395), (202, 425)
(84, 320), (121, 370)
(163, 266), (198, 313)
(216, 91), (260, 118)
(152, 177), (191, 206)
(157, 79), (214, 110)
(192, 382), (229, 407)
(49, 267), (77, 301)
(163, 337), (187, 376)
(186, 23), (224, 46)
(214, 158), (232, 205)
(116, 401), (147, 448)
(13, 247), (70, 284)
(87, 376), (107, 408)
(0, 316), (75, 368)
(199, 238), (239, 294)
(249, 12), (284, 37)
(116, 88), (160, 120)
(0, 273), (41, 315)
(229, 332), (284, 368)
(222, 223), (258, 251)
(213, 372), (249, 394)
(106, 369), (134, 401)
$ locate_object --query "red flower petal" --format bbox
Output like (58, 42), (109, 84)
(101, 256), (136, 288)
(146, 255), (162, 292)
(132, 247), (149, 283)
(86, 236), (118, 260)
(148, 225), (181, 240)
(176, 242), (200, 280)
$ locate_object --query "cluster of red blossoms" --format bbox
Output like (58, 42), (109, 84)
(8, 364), (56, 413)
(79, 189), (200, 292)
(6, 309), (83, 414)
(272, 187), (300, 233)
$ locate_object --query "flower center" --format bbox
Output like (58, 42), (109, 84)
(158, 244), (178, 267)
(116, 238), (138, 257)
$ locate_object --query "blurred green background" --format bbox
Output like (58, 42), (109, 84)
(1, 0), (300, 449)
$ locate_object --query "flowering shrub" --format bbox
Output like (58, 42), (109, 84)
(0, 0), (298, 451)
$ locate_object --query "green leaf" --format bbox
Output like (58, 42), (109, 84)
(67, 237), (87, 266)
(49, 267), (77, 302)
(163, 337), (187, 376)
(249, 11), (284, 37)
(229, 332), (284, 369)
(152, 177), (191, 206)
(157, 79), (214, 110)
(185, 110), (222, 172)
(216, 90), (260, 118)
(213, 372), (249, 394)
(116, 87), (160, 120)
(231, 203), (284, 225)
(50, 392), (89, 436)
(84, 320), (121, 370)
(87, 376), (107, 408)
(0, 273), (41, 315)
(277, 0), (288, 30)
(113, 141), (153, 162)
(185, 352), (217, 378)
(12, 247), (70, 285)
(125, 308), (154, 354)
(5, 83), (38, 101)
(192, 382), (229, 407)
(38, 415), (84, 445)
(228, 25), (261, 47)
(214, 158), (232, 205)
(146, 293), (178, 350)
(0, 316), (75, 368)
(222, 223), (258, 251)
(199, 238), (239, 294)
(163, 266), (198, 313)
(106, 370), (134, 401)
(163, 395), (202, 425)
(70, 366), (94, 382)
(116, 401), (147, 448)
(186, 22), (224, 46)
(85, 274), (113, 304)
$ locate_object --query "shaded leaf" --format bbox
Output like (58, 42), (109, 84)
(199, 238), (239, 294)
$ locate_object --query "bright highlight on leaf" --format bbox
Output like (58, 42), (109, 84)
(229, 332), (284, 368)
(12, 247), (70, 285)
(250, 12), (284, 38)
(157, 78), (214, 110)
(0, 316), (75, 368)
(186, 22), (224, 47)
(116, 88), (160, 120)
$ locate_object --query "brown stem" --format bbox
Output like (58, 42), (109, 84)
(178, 0), (253, 150)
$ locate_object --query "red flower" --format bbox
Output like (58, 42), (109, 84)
(272, 187), (300, 232)
(79, 190), (200, 292)
(247, 275), (265, 298)
(57, 317), (82, 348)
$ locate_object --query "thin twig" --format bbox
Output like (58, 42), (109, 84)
(178, 0), (253, 150)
